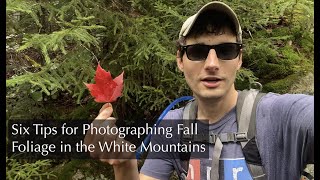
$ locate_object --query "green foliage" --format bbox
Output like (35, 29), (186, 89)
(6, 92), (48, 119)
(235, 68), (258, 90)
(7, 50), (95, 104)
(18, 26), (104, 64)
(239, 0), (313, 93)
(289, 72), (314, 95)
(264, 74), (300, 94)
(50, 159), (114, 180)
(7, 0), (314, 115)
(6, 157), (55, 180)
(6, 0), (42, 27)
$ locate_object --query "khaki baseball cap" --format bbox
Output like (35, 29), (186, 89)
(179, 1), (242, 43)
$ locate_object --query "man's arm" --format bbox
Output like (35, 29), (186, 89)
(256, 93), (314, 179)
(84, 103), (160, 180)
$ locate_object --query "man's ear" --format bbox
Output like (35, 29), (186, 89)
(176, 50), (184, 72)
(237, 49), (243, 70)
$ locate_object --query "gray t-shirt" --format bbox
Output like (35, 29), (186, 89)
(140, 93), (314, 180)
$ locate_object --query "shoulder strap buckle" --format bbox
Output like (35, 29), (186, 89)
(218, 132), (248, 143)
(209, 134), (217, 144)
(235, 132), (248, 142)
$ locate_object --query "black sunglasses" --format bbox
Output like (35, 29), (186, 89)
(181, 43), (242, 61)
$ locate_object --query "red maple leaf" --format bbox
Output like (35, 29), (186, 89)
(84, 63), (124, 103)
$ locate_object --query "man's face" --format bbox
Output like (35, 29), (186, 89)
(176, 28), (242, 100)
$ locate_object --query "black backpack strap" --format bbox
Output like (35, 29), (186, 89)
(237, 90), (267, 179)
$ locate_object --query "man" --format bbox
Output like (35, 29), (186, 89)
(85, 1), (313, 180)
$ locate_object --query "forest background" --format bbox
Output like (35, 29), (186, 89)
(6, 0), (314, 179)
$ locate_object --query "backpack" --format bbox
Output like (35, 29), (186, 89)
(177, 87), (314, 180)
(178, 88), (267, 180)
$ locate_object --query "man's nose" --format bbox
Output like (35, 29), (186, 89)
(204, 49), (220, 71)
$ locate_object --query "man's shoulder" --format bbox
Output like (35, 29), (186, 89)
(258, 92), (313, 108)
(255, 92), (313, 128)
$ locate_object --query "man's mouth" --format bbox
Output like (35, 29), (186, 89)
(201, 77), (222, 88)
(201, 77), (222, 82)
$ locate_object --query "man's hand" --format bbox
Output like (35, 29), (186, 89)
(84, 103), (135, 165)
(84, 103), (157, 180)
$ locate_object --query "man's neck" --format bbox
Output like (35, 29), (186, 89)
(196, 89), (238, 124)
